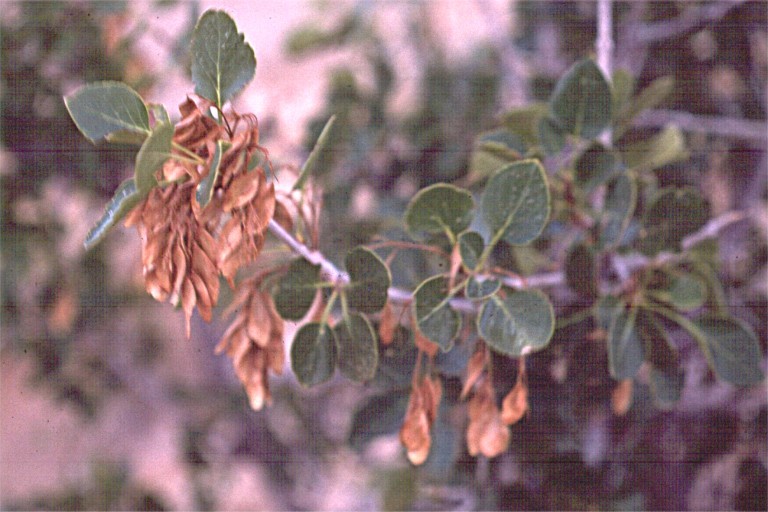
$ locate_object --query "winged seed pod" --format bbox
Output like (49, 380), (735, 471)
(124, 97), (275, 338)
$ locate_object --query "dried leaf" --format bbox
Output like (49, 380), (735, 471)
(611, 379), (633, 416)
(461, 345), (486, 399)
(414, 327), (439, 358)
(501, 380), (528, 425)
(378, 301), (396, 346)
(399, 385), (431, 465)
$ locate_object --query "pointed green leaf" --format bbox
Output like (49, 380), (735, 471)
(273, 258), (321, 320)
(477, 289), (554, 356)
(650, 272), (706, 312)
(692, 315), (764, 386)
(599, 172), (637, 249)
(191, 10), (256, 108)
(639, 187), (709, 255)
(623, 125), (688, 172)
(413, 276), (461, 351)
(689, 258), (729, 315)
(404, 183), (474, 241)
(149, 103), (171, 125)
(458, 231), (484, 271)
(549, 59), (612, 139)
(134, 122), (173, 194)
(64, 81), (150, 143)
(607, 306), (644, 380)
(291, 322), (337, 387)
(480, 159), (550, 246)
(465, 276), (500, 300)
(84, 178), (143, 250)
(649, 365), (684, 409)
(620, 76), (674, 127)
(564, 242), (598, 298)
(611, 69), (635, 118)
(344, 246), (391, 314)
(335, 313), (378, 382)
(294, 115), (338, 191)
(574, 143), (618, 191)
(196, 140), (229, 208)
(538, 116), (566, 155)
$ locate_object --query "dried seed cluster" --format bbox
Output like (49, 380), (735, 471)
(125, 97), (276, 338)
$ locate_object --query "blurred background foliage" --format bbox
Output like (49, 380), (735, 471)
(1, 1), (766, 510)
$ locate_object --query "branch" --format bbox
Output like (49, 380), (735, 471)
(596, 0), (614, 148)
(269, 209), (746, 311)
(634, 109), (767, 144)
(633, 0), (746, 44)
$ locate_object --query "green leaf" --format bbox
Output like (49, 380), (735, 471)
(404, 184), (474, 241)
(477, 289), (554, 356)
(599, 172), (637, 249)
(480, 159), (550, 246)
(468, 129), (525, 181)
(465, 276), (500, 300)
(538, 116), (566, 155)
(564, 242), (598, 298)
(149, 103), (171, 125)
(273, 258), (321, 320)
(619, 76), (674, 128)
(689, 258), (729, 316)
(607, 306), (644, 380)
(501, 103), (549, 146)
(291, 322), (337, 387)
(691, 315), (764, 386)
(196, 140), (229, 208)
(636, 309), (678, 370)
(611, 69), (635, 118)
(549, 59), (612, 139)
(413, 276), (461, 351)
(638, 187), (709, 256)
(651, 272), (706, 312)
(190, 10), (256, 109)
(349, 391), (410, 450)
(344, 246), (391, 314)
(83, 178), (143, 250)
(574, 143), (618, 191)
(458, 231), (484, 271)
(335, 313), (378, 382)
(134, 122), (173, 194)
(64, 81), (150, 144)
(649, 365), (684, 409)
(623, 125), (688, 172)
(294, 115), (338, 191)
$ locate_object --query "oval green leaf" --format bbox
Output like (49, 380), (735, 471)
(335, 313), (378, 382)
(191, 10), (256, 109)
(538, 116), (566, 155)
(477, 289), (554, 356)
(458, 231), (484, 271)
(404, 183), (474, 241)
(468, 128), (525, 181)
(273, 258), (321, 320)
(564, 242), (598, 298)
(623, 125), (688, 172)
(480, 159), (550, 246)
(599, 172), (637, 249)
(412, 275), (461, 351)
(574, 143), (618, 191)
(84, 178), (143, 250)
(549, 58), (612, 139)
(64, 81), (150, 144)
(134, 122), (173, 194)
(607, 306), (644, 380)
(344, 246), (391, 314)
(692, 315), (764, 386)
(649, 365), (684, 409)
(639, 187), (709, 255)
(291, 322), (337, 387)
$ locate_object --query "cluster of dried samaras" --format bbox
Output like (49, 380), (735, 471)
(398, 340), (529, 465)
(124, 96), (295, 410)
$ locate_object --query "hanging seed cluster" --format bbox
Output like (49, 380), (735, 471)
(126, 97), (275, 337)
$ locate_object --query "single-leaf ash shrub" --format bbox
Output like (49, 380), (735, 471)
(67, 10), (764, 466)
